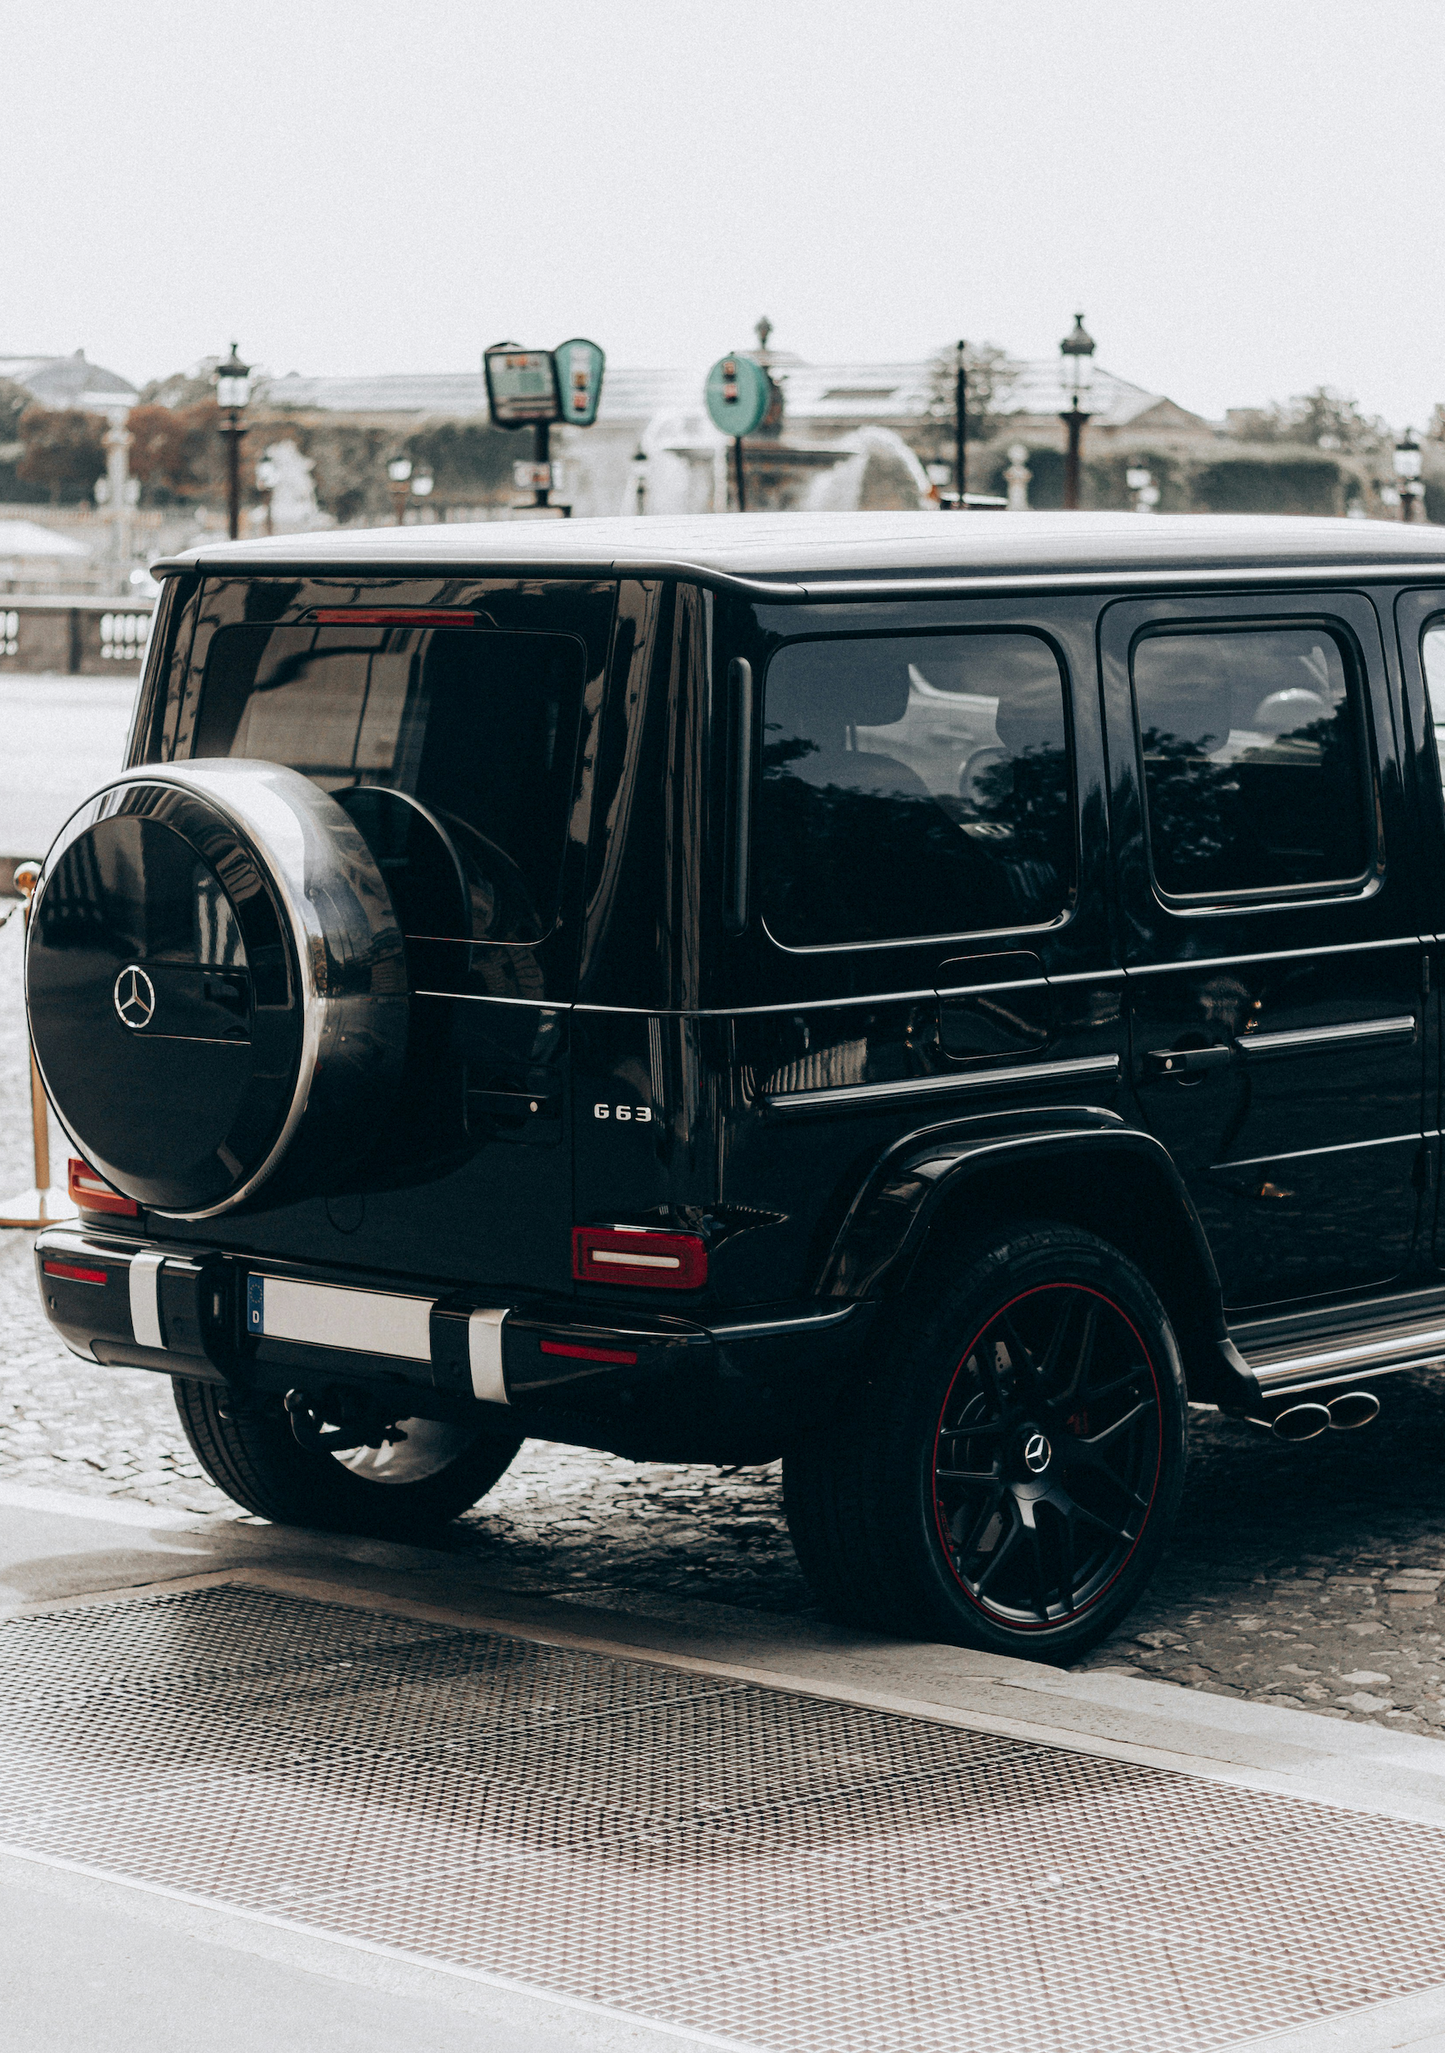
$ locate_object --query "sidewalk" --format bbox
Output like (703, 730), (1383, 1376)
(5, 1480), (1445, 2053)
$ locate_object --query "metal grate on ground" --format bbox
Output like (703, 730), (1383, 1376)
(3, 1584), (1445, 2052)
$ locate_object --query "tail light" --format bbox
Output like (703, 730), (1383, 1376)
(42, 1259), (108, 1285)
(310, 609), (478, 627)
(68, 1158), (139, 1218)
(571, 1225), (707, 1291)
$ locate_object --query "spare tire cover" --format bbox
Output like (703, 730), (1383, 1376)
(27, 760), (408, 1219)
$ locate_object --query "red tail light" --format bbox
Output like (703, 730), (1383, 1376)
(68, 1159), (139, 1218)
(43, 1259), (107, 1286)
(539, 1340), (639, 1365)
(310, 609), (478, 627)
(571, 1226), (708, 1291)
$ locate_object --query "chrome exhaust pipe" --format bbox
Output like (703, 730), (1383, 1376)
(1327, 1390), (1380, 1431)
(1270, 1402), (1332, 1443)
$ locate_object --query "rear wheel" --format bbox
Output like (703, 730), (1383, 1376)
(783, 1223), (1187, 1661)
(173, 1378), (524, 1539)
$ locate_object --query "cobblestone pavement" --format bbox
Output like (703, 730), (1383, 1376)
(6, 926), (1445, 1735)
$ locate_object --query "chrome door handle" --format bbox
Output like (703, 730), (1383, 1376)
(1144, 1045), (1233, 1078)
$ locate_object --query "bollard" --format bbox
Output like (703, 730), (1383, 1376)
(0, 862), (77, 1229)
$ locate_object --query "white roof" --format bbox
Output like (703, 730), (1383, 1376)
(157, 510), (1445, 585)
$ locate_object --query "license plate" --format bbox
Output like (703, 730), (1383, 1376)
(245, 1273), (434, 1363)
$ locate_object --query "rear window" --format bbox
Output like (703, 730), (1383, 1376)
(759, 632), (1073, 947)
(195, 622), (586, 942)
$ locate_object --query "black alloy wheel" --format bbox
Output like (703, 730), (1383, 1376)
(931, 1282), (1162, 1632)
(783, 1223), (1188, 1660)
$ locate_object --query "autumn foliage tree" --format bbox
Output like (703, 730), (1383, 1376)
(127, 401), (225, 502)
(15, 406), (106, 503)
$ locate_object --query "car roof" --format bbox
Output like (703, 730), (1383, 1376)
(153, 510), (1445, 591)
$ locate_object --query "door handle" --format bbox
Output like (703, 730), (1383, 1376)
(1144, 1045), (1233, 1078)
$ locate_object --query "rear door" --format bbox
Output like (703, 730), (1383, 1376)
(165, 576), (615, 1297)
(1103, 589), (1425, 1311)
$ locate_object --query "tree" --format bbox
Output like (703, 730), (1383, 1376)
(15, 406), (106, 504)
(923, 341), (1019, 462)
(1227, 386), (1388, 456)
(128, 400), (225, 502)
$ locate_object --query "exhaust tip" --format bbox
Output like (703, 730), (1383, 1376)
(1328, 1390), (1380, 1431)
(1272, 1402), (1332, 1443)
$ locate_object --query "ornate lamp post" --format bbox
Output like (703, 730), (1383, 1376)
(1395, 429), (1423, 523)
(215, 343), (252, 541)
(1059, 312), (1096, 511)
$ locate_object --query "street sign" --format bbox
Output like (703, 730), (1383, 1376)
(704, 354), (770, 439)
(483, 345), (561, 428)
(553, 338), (606, 427)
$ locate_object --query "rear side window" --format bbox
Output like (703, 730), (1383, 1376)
(759, 632), (1073, 948)
(1420, 624), (1445, 797)
(195, 623), (585, 942)
(1132, 626), (1372, 898)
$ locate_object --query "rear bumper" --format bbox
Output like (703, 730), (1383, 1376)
(34, 1226), (876, 1459)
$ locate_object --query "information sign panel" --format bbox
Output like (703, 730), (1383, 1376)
(704, 354), (770, 438)
(484, 346), (561, 428)
(553, 338), (606, 427)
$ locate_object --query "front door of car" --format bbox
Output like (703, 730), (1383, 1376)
(1102, 590), (1425, 1312)
(1394, 588), (1445, 1267)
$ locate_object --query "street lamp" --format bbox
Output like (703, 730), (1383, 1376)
(1059, 312), (1096, 511)
(1395, 428), (1423, 523)
(386, 456), (413, 526)
(215, 342), (251, 542)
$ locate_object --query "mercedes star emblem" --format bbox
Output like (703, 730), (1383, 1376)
(113, 965), (156, 1031)
(1023, 1431), (1052, 1475)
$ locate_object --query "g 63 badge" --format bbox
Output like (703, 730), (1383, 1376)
(594, 1103), (654, 1123)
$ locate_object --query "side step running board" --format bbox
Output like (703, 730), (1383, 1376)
(1241, 1318), (1445, 1397)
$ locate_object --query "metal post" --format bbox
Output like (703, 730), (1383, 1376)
(733, 436), (747, 513)
(1062, 405), (1090, 511)
(955, 339), (967, 506)
(0, 863), (77, 1229)
(534, 419), (551, 508)
(225, 413), (242, 540)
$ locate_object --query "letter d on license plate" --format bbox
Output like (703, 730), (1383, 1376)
(246, 1274), (265, 1335)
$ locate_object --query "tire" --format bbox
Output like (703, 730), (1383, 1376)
(173, 1378), (524, 1540)
(783, 1222), (1188, 1662)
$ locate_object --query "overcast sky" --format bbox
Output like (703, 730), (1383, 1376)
(7, 0), (1444, 428)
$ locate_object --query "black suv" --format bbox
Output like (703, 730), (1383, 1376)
(30, 510), (1445, 1660)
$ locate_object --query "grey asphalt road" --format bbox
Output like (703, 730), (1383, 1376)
(0, 670), (136, 861)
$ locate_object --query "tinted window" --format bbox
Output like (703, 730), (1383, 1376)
(1132, 627), (1371, 898)
(1420, 625), (1445, 798)
(196, 623), (585, 942)
(759, 633), (1072, 947)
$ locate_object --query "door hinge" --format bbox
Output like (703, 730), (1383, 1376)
(1413, 1142), (1435, 1191)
